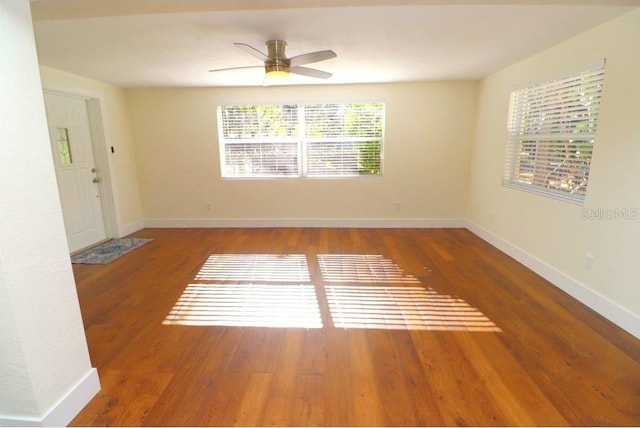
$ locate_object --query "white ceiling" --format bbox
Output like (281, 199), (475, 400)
(30, 0), (639, 88)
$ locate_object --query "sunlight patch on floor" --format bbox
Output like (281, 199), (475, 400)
(317, 254), (420, 284)
(164, 253), (499, 332)
(326, 285), (501, 332)
(195, 254), (310, 282)
(165, 254), (320, 328)
(163, 283), (322, 328)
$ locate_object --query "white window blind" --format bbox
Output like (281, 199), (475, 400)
(218, 102), (384, 178)
(503, 61), (605, 204)
(219, 104), (299, 177)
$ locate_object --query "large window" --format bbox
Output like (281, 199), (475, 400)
(218, 102), (384, 178)
(503, 61), (605, 204)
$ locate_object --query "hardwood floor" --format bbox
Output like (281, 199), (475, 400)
(69, 228), (640, 426)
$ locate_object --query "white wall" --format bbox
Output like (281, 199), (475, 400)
(128, 82), (478, 227)
(39, 66), (145, 236)
(0, 0), (99, 425)
(467, 9), (640, 336)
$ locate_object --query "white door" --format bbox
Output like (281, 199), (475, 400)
(44, 92), (107, 253)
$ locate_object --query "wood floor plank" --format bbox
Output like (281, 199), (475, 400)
(199, 372), (254, 426)
(291, 374), (324, 426)
(68, 227), (640, 426)
(453, 332), (563, 426)
(388, 330), (445, 425)
(348, 329), (385, 425)
(233, 372), (273, 426)
(139, 329), (232, 426)
(367, 329), (419, 426)
(411, 330), (506, 426)
(71, 368), (174, 427)
(226, 328), (284, 374)
(322, 327), (355, 426)
(260, 329), (306, 426)
(298, 328), (326, 376)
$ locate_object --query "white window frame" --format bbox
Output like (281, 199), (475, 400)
(217, 102), (385, 179)
(503, 60), (605, 204)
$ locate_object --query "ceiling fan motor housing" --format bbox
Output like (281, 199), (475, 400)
(265, 40), (290, 74)
(210, 40), (334, 79)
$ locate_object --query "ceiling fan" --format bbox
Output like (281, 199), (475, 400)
(209, 40), (336, 80)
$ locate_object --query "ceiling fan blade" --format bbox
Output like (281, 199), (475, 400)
(209, 65), (263, 73)
(290, 66), (332, 79)
(234, 42), (269, 61)
(289, 50), (336, 67)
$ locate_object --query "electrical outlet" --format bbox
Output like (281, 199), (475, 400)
(584, 254), (594, 270)
(394, 201), (401, 210)
(205, 202), (212, 211)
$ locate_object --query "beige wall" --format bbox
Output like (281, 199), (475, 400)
(39, 66), (144, 235)
(467, 9), (640, 324)
(128, 82), (478, 225)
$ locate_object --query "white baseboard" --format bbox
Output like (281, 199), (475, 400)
(465, 221), (640, 340)
(0, 368), (100, 427)
(118, 219), (145, 237)
(144, 217), (467, 229)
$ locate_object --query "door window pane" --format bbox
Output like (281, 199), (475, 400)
(57, 127), (73, 165)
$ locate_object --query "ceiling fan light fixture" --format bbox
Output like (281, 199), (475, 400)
(266, 69), (290, 79)
(266, 61), (290, 78)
